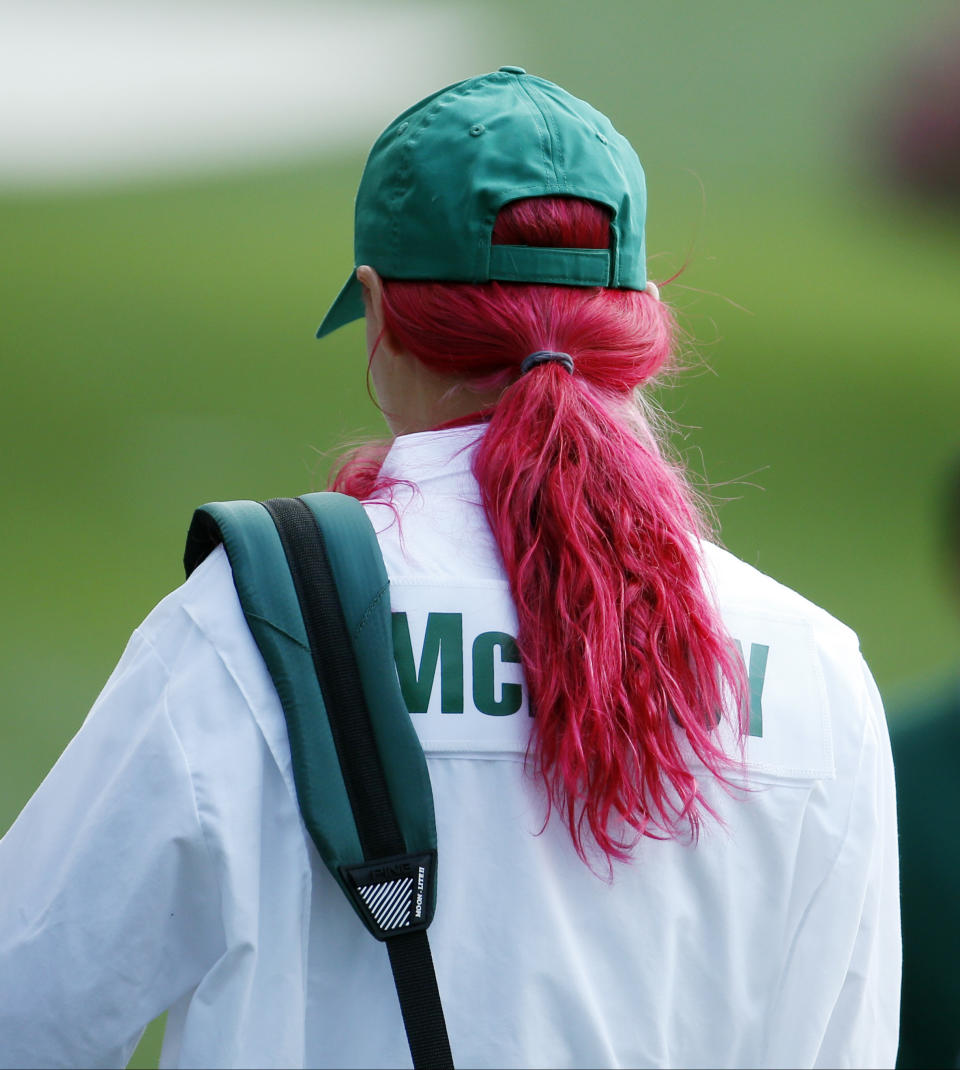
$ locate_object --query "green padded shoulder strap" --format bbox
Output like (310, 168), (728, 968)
(183, 492), (439, 938)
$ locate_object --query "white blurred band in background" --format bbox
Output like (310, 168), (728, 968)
(0, 0), (489, 187)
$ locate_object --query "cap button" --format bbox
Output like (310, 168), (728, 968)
(499, 65), (526, 75)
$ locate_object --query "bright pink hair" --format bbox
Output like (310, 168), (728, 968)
(333, 197), (747, 863)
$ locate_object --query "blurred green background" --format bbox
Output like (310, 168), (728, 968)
(2, 1), (958, 1063)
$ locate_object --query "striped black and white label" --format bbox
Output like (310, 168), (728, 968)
(358, 874), (416, 931)
(343, 851), (436, 940)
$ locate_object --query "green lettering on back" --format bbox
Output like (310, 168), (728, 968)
(472, 631), (523, 716)
(392, 612), (464, 713)
(734, 640), (769, 738)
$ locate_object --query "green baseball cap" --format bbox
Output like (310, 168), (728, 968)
(316, 66), (647, 338)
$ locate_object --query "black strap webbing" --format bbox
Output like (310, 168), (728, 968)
(387, 932), (455, 1070)
(262, 497), (454, 1070)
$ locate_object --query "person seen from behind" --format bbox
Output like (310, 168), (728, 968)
(0, 67), (900, 1068)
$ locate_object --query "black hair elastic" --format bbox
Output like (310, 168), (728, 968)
(520, 350), (574, 375)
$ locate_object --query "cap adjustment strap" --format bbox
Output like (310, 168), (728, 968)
(489, 245), (610, 287)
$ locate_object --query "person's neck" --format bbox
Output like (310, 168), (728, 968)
(382, 358), (505, 436)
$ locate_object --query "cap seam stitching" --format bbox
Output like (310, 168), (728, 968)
(510, 80), (552, 195)
(517, 80), (565, 191)
(403, 79), (488, 277)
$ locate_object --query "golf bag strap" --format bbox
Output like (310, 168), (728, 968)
(262, 497), (454, 1070)
(387, 932), (454, 1070)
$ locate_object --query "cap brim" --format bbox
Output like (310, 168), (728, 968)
(315, 270), (364, 339)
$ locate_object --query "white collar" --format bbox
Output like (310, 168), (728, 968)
(379, 424), (487, 483)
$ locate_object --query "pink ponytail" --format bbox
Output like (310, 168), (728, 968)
(333, 197), (747, 863)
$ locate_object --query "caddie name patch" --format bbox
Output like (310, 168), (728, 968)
(388, 582), (835, 781)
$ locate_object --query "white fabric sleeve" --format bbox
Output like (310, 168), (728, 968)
(812, 661), (901, 1068)
(766, 656), (901, 1069)
(0, 629), (226, 1070)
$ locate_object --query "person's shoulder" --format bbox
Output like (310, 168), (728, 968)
(703, 540), (861, 653)
(702, 541), (880, 779)
(134, 545), (247, 669)
(134, 543), (291, 753)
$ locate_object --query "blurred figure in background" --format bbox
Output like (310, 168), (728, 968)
(891, 455), (960, 1070)
(873, 26), (960, 205)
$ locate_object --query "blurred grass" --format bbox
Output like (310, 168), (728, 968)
(2, 1), (958, 1065)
